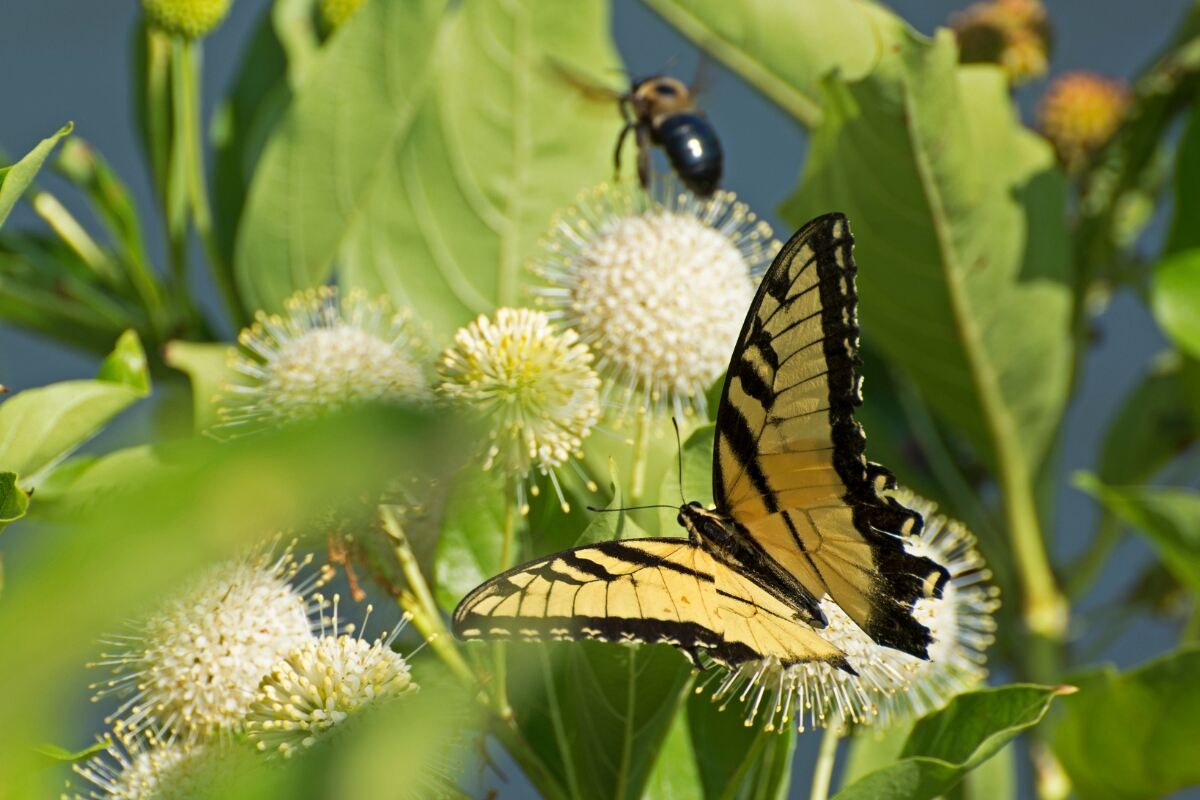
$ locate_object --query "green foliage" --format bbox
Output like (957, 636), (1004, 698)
(0, 472), (30, 533)
(236, 0), (622, 335)
(784, 34), (1072, 473)
(505, 641), (692, 800)
(0, 123), (72, 228)
(1054, 648), (1200, 800)
(832, 686), (1066, 800)
(163, 339), (233, 431)
(1079, 477), (1200, 594)
(1152, 249), (1200, 361)
(0, 331), (150, 486)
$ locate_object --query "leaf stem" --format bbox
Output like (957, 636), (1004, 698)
(175, 39), (245, 328)
(492, 481), (520, 722)
(809, 724), (842, 800)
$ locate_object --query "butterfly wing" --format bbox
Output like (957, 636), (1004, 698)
(452, 538), (848, 670)
(712, 213), (949, 658)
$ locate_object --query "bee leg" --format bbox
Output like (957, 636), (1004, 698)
(636, 123), (652, 190)
(613, 121), (635, 180)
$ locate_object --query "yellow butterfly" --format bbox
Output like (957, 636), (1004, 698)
(453, 214), (949, 670)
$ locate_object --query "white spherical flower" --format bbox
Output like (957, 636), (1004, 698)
(219, 287), (428, 435)
(70, 736), (222, 800)
(531, 178), (780, 420)
(90, 545), (330, 742)
(439, 307), (600, 513)
(245, 609), (418, 758)
(705, 492), (999, 732)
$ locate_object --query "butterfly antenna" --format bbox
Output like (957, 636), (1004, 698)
(586, 503), (676, 513)
(672, 417), (686, 504)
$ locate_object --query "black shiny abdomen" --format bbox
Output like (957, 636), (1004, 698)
(653, 113), (723, 196)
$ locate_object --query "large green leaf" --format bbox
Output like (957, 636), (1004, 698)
(833, 685), (1064, 800)
(433, 468), (507, 614)
(236, 0), (624, 336)
(1054, 648), (1200, 800)
(1167, 95), (1200, 254)
(1078, 476), (1200, 595)
(640, 0), (902, 127)
(0, 123), (72, 228)
(784, 36), (1072, 474)
(1151, 249), (1200, 361)
(685, 689), (794, 800)
(506, 641), (693, 800)
(0, 330), (150, 483)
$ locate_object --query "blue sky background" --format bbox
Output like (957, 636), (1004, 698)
(1, 1), (1195, 797)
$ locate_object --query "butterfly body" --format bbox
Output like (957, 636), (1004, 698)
(453, 213), (950, 671)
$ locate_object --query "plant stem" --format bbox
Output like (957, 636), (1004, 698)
(175, 39), (244, 329)
(809, 724), (842, 800)
(492, 482), (520, 721)
(629, 411), (651, 504)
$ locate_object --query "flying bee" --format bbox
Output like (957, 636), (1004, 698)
(554, 62), (724, 197)
(616, 75), (723, 197)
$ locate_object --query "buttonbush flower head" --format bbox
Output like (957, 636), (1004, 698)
(438, 307), (600, 514)
(218, 287), (428, 435)
(951, 0), (1051, 85)
(70, 735), (224, 800)
(319, 0), (365, 30)
(90, 543), (330, 742)
(704, 492), (998, 732)
(246, 603), (418, 757)
(531, 178), (779, 421)
(1039, 71), (1131, 174)
(142, 0), (232, 39)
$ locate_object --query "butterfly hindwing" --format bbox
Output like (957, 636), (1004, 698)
(452, 538), (848, 669)
(713, 213), (950, 658)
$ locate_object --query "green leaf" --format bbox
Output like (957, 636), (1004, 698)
(433, 469), (507, 613)
(0, 123), (72, 228)
(236, 0), (624, 336)
(1167, 96), (1200, 254)
(507, 641), (693, 800)
(1098, 352), (1200, 484)
(840, 723), (911, 789)
(641, 0), (903, 127)
(0, 471), (30, 533)
(686, 688), (794, 800)
(0, 330), (151, 481)
(96, 329), (151, 393)
(33, 739), (110, 763)
(1077, 476), (1200, 595)
(1151, 249), (1200, 361)
(1054, 648), (1200, 800)
(643, 708), (703, 799)
(833, 685), (1066, 800)
(783, 40), (1073, 474)
(163, 340), (234, 432)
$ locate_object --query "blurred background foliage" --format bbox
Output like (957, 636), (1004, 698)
(3, 0), (1200, 798)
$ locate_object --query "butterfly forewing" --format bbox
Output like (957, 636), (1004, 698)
(713, 213), (949, 658)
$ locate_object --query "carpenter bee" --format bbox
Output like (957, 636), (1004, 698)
(555, 62), (724, 197)
(616, 75), (723, 196)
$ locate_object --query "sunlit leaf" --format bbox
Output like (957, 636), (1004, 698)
(433, 468), (507, 614)
(0, 330), (150, 482)
(236, 0), (624, 336)
(833, 685), (1065, 800)
(1054, 648), (1200, 800)
(164, 339), (234, 432)
(506, 641), (692, 800)
(0, 123), (72, 228)
(641, 0), (902, 127)
(1151, 249), (1200, 361)
(784, 37), (1072, 474)
(1077, 476), (1200, 595)
(0, 471), (29, 533)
